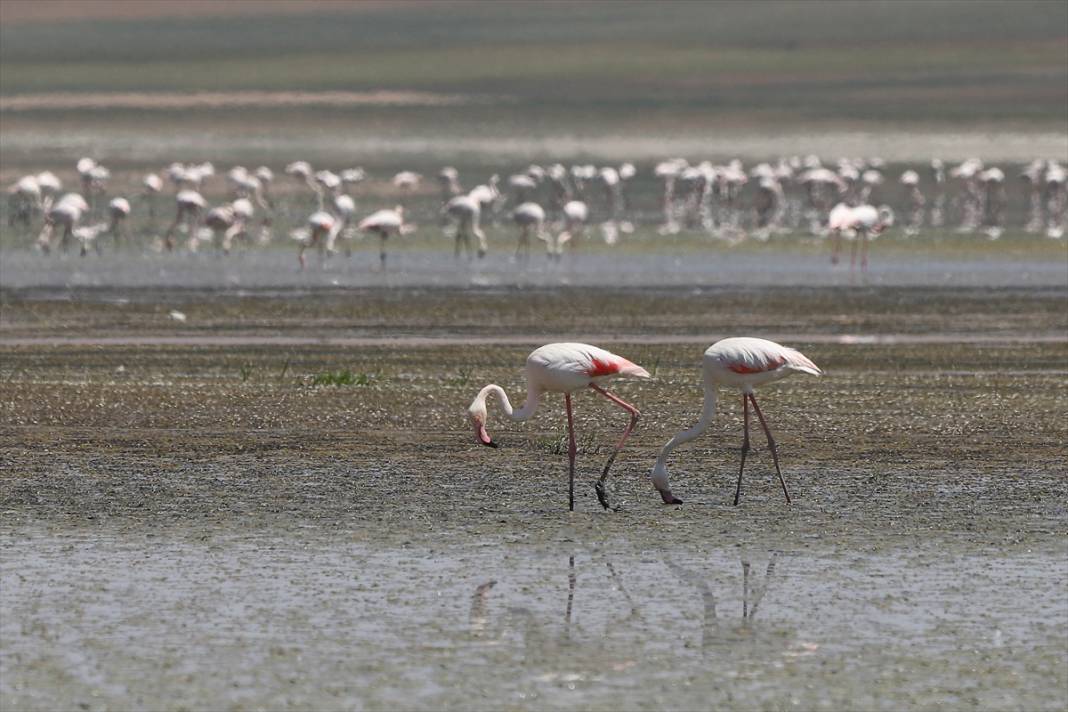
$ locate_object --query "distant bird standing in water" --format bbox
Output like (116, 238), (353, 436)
(828, 202), (894, 270)
(651, 338), (821, 506)
(358, 205), (409, 268)
(467, 342), (651, 511)
(162, 190), (207, 251)
(512, 202), (547, 261)
(443, 194), (487, 259)
(37, 193), (89, 253)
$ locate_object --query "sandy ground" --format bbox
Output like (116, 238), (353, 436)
(1, 284), (1066, 711)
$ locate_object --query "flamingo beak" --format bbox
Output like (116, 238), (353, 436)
(475, 422), (497, 448)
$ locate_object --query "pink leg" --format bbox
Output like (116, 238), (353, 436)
(748, 394), (792, 504)
(861, 231), (870, 270)
(850, 239), (858, 270)
(589, 383), (641, 510)
(565, 392), (577, 512)
(734, 393), (750, 506)
(831, 231), (841, 264)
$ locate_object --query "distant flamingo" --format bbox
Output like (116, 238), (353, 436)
(162, 190), (207, 251)
(7, 175), (41, 229)
(828, 202), (894, 270)
(467, 342), (651, 511)
(468, 175), (501, 224)
(551, 199), (589, 257)
(358, 205), (409, 268)
(37, 193), (89, 253)
(651, 338), (822, 506)
(292, 210), (342, 269)
(512, 202), (547, 260)
(106, 197), (131, 245)
(443, 194), (487, 259)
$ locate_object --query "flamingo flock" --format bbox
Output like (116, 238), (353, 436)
(468, 337), (822, 512)
(6, 155), (1066, 271)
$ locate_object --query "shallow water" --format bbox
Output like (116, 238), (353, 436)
(2, 530), (1065, 711)
(2, 247), (1066, 292)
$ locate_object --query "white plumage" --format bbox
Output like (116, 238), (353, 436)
(651, 338), (821, 506)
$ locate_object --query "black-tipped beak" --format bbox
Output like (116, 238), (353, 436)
(475, 422), (497, 448)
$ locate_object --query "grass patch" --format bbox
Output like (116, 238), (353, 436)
(310, 369), (376, 387)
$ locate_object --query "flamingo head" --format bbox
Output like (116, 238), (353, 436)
(651, 463), (683, 505)
(467, 400), (497, 448)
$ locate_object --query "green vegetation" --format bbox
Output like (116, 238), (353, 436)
(310, 369), (375, 387)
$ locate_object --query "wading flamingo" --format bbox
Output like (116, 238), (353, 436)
(443, 194), (487, 259)
(651, 338), (821, 506)
(358, 205), (408, 268)
(512, 202), (547, 260)
(467, 343), (651, 511)
(828, 202), (893, 270)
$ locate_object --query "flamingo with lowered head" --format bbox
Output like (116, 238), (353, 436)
(358, 205), (409, 268)
(468, 342), (651, 511)
(651, 338), (821, 506)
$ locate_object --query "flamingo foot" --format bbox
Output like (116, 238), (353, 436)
(594, 482), (618, 511)
(659, 489), (683, 505)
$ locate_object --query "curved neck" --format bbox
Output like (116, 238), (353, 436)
(655, 386), (718, 469)
(478, 383), (540, 422)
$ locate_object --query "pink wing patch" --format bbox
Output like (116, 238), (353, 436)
(729, 356), (786, 375)
(587, 356), (623, 377)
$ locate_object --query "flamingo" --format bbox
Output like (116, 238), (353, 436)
(511, 202), (547, 260)
(899, 170), (926, 236)
(443, 194), (487, 259)
(1020, 160), (1046, 233)
(106, 197), (131, 245)
(329, 194), (357, 254)
(391, 172), (422, 208)
(73, 222), (110, 257)
(162, 190), (207, 251)
(291, 209), (342, 269)
(551, 199), (589, 257)
(508, 173), (539, 204)
(828, 202), (894, 270)
(37, 193), (89, 253)
(7, 175), (41, 229)
(1045, 162), (1066, 238)
(358, 206), (408, 268)
(34, 171), (62, 216)
(978, 167), (1006, 239)
(468, 175), (501, 225)
(650, 338), (822, 506)
(142, 173), (163, 222)
(467, 342), (651, 511)
(438, 167), (462, 205)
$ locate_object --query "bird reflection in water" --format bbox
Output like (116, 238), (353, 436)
(668, 552), (780, 652)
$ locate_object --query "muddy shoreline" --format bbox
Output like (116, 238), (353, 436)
(2, 287), (1066, 710)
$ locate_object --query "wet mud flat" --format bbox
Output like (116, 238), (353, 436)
(2, 287), (1067, 710)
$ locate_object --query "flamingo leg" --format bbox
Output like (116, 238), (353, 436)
(861, 231), (870, 270)
(565, 553), (576, 637)
(379, 232), (388, 269)
(830, 231), (841, 264)
(742, 560), (750, 619)
(734, 393), (750, 506)
(565, 392), (577, 512)
(748, 394), (792, 504)
(589, 383), (640, 510)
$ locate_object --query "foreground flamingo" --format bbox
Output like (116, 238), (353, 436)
(650, 338), (821, 506)
(467, 343), (651, 511)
